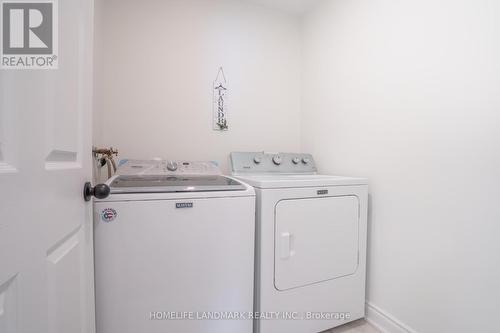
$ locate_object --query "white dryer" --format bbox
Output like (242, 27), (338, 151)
(230, 152), (368, 333)
(94, 160), (255, 333)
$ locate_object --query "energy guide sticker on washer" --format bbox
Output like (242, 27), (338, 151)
(101, 208), (117, 222)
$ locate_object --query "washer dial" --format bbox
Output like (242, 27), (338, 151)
(166, 161), (178, 171)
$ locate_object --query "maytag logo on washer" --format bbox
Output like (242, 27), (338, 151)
(176, 202), (193, 209)
(1, 0), (58, 69)
(101, 208), (117, 223)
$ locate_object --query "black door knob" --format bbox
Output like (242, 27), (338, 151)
(83, 182), (111, 201)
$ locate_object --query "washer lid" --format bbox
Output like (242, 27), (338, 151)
(233, 174), (368, 189)
(109, 175), (246, 193)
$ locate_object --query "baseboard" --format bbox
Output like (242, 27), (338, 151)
(365, 302), (418, 333)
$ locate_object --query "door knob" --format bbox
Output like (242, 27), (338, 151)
(83, 182), (110, 201)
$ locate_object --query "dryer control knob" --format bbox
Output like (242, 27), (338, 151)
(292, 157), (300, 164)
(302, 157), (310, 164)
(167, 161), (178, 171)
(272, 155), (282, 165)
(253, 156), (262, 164)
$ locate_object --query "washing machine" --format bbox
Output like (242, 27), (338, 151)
(230, 152), (368, 333)
(93, 160), (255, 333)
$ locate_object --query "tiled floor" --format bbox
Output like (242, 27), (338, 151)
(323, 319), (381, 333)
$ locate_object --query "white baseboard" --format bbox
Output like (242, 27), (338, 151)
(365, 302), (417, 333)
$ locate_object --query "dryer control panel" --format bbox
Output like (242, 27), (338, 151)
(230, 152), (317, 174)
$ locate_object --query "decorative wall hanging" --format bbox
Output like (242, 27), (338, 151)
(213, 67), (228, 131)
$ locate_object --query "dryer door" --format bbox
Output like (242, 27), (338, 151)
(274, 196), (359, 291)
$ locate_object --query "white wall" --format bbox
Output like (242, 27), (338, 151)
(302, 0), (500, 332)
(94, 0), (302, 171)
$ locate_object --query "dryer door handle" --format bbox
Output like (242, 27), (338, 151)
(280, 232), (295, 260)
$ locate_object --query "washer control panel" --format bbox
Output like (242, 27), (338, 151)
(116, 160), (221, 176)
(230, 152), (317, 174)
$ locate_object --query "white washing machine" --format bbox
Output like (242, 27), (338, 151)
(93, 160), (255, 333)
(230, 152), (368, 333)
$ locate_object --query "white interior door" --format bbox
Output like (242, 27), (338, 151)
(274, 196), (360, 291)
(0, 0), (95, 332)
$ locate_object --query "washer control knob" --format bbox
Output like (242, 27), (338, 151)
(253, 156), (262, 164)
(302, 157), (310, 165)
(272, 155), (282, 165)
(166, 161), (178, 171)
(292, 157), (300, 165)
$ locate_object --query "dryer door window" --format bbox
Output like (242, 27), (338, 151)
(274, 195), (359, 291)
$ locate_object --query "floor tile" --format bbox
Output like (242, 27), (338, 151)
(322, 319), (381, 333)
